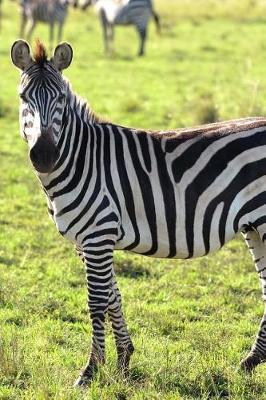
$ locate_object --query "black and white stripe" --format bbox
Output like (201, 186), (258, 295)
(81, 0), (160, 56)
(11, 40), (266, 385)
(20, 0), (77, 48)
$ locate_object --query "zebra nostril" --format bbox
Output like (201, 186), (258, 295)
(25, 121), (33, 129)
(29, 146), (38, 164)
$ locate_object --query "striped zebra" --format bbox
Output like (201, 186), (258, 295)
(11, 39), (266, 386)
(20, 0), (77, 49)
(81, 0), (160, 56)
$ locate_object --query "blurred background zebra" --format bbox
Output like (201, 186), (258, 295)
(81, 0), (161, 56)
(20, 0), (78, 49)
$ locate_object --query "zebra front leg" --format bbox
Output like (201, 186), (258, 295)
(57, 22), (63, 45)
(108, 25), (115, 56)
(108, 271), (134, 376)
(74, 244), (114, 387)
(20, 14), (27, 38)
(241, 229), (266, 372)
(49, 23), (55, 52)
(100, 8), (112, 55)
(26, 19), (37, 43)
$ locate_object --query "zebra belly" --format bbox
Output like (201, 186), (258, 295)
(115, 219), (237, 259)
(114, 5), (150, 26)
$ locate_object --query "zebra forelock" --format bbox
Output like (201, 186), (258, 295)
(33, 39), (48, 67)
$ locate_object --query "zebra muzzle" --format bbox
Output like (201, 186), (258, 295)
(29, 133), (59, 173)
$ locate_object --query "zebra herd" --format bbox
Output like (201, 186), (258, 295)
(10, 36), (266, 385)
(16, 0), (160, 55)
(19, 0), (78, 49)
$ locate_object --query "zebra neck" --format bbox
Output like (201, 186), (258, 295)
(67, 89), (103, 125)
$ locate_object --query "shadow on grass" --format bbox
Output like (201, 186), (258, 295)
(115, 259), (151, 279)
(155, 370), (230, 398)
(4, 316), (24, 327)
(128, 366), (148, 384)
(116, 393), (127, 400)
(111, 54), (135, 62)
(238, 17), (266, 25)
(0, 256), (14, 266)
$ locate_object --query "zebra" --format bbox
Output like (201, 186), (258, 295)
(80, 0), (161, 56)
(11, 38), (266, 386)
(19, 0), (77, 49)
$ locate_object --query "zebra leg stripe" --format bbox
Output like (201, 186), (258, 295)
(108, 272), (134, 374)
(74, 244), (114, 387)
(241, 229), (266, 372)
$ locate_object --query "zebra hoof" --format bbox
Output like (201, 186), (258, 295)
(240, 354), (262, 373)
(117, 343), (134, 375)
(73, 374), (92, 388)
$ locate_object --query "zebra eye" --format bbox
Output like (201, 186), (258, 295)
(58, 95), (65, 103)
(19, 93), (27, 102)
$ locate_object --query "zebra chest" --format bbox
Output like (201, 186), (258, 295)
(46, 203), (86, 244)
(48, 192), (119, 246)
(53, 215), (80, 244)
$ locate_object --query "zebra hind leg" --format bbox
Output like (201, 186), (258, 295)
(26, 19), (37, 43)
(108, 272), (134, 376)
(241, 228), (266, 372)
(100, 9), (112, 55)
(137, 26), (147, 57)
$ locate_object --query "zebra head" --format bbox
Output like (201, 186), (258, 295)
(11, 40), (73, 174)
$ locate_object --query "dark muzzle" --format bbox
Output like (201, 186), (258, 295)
(29, 132), (59, 173)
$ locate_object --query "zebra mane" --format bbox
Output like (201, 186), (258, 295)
(33, 40), (48, 66)
(79, 98), (107, 124)
(84, 103), (107, 124)
(69, 89), (107, 124)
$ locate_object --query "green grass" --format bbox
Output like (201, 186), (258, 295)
(2, 0), (266, 398)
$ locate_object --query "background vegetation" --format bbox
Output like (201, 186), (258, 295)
(2, 0), (266, 398)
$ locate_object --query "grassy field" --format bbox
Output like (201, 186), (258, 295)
(3, 0), (266, 398)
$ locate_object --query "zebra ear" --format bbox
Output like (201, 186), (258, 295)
(11, 40), (32, 71)
(52, 43), (73, 71)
